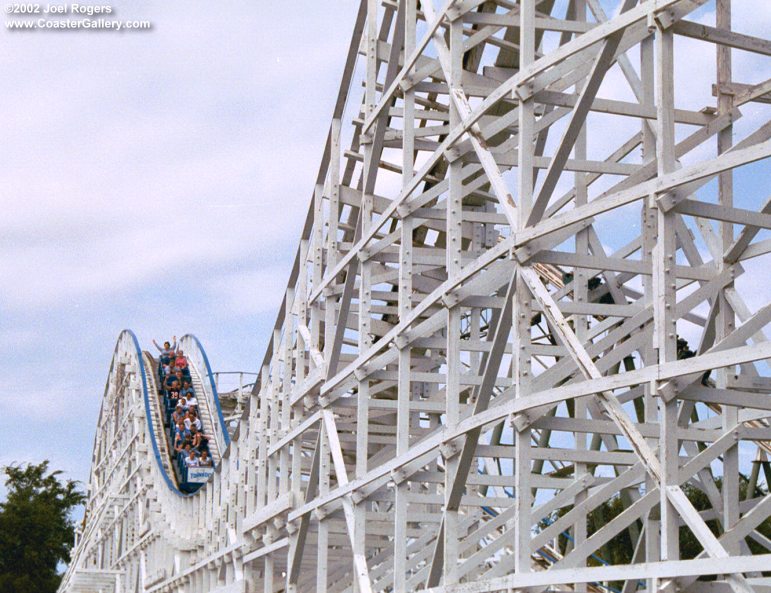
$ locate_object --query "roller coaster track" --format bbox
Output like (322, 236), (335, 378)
(59, 1), (771, 592)
(142, 351), (178, 487)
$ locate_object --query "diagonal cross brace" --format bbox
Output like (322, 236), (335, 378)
(420, 0), (519, 228)
(426, 271), (518, 587)
(322, 410), (374, 593)
(526, 0), (638, 228)
(287, 430), (322, 587)
(324, 0), (407, 382)
(519, 265), (753, 593)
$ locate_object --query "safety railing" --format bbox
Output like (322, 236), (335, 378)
(212, 371), (258, 398)
(211, 371), (258, 423)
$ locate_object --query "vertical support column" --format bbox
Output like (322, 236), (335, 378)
(297, 242), (309, 389)
(572, 1), (588, 585)
(716, 0), (738, 550)
(316, 77), (341, 593)
(443, 8), (464, 586)
(265, 329), (281, 593)
(311, 183), (324, 367)
(639, 3), (659, 578)
(290, 245), (308, 593)
(324, 117), (342, 372)
(394, 0), (415, 589)
(279, 289), (294, 507)
(229, 439), (240, 548)
(654, 18), (679, 583)
(355, 2), (378, 589)
(514, 0), (535, 576)
(309, 181), (326, 593)
(256, 365), (269, 517)
(247, 384), (261, 520)
(307, 182), (326, 590)
(317, 417), (330, 593)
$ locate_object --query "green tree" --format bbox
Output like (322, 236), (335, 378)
(0, 461), (85, 593)
(543, 473), (771, 590)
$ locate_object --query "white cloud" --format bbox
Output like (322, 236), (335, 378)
(206, 265), (293, 316)
(0, 0), (360, 312)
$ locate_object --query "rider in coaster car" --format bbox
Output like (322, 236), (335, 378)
(190, 410), (202, 431)
(174, 424), (190, 456)
(180, 380), (194, 399)
(163, 372), (177, 391)
(172, 405), (184, 426)
(198, 432), (210, 454)
(191, 426), (204, 452)
(185, 449), (200, 468)
(153, 337), (177, 357)
(174, 420), (190, 440)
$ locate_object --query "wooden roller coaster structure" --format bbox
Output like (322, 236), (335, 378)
(60, 1), (771, 592)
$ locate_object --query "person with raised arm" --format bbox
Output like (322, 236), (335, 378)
(152, 336), (177, 357)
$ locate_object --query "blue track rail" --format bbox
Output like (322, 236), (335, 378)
(120, 329), (228, 497)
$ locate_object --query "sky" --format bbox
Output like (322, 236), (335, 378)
(0, 0), (769, 500)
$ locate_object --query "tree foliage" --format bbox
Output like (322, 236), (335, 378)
(0, 460), (85, 593)
(542, 473), (771, 590)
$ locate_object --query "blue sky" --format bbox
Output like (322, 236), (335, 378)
(0, 0), (769, 499)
